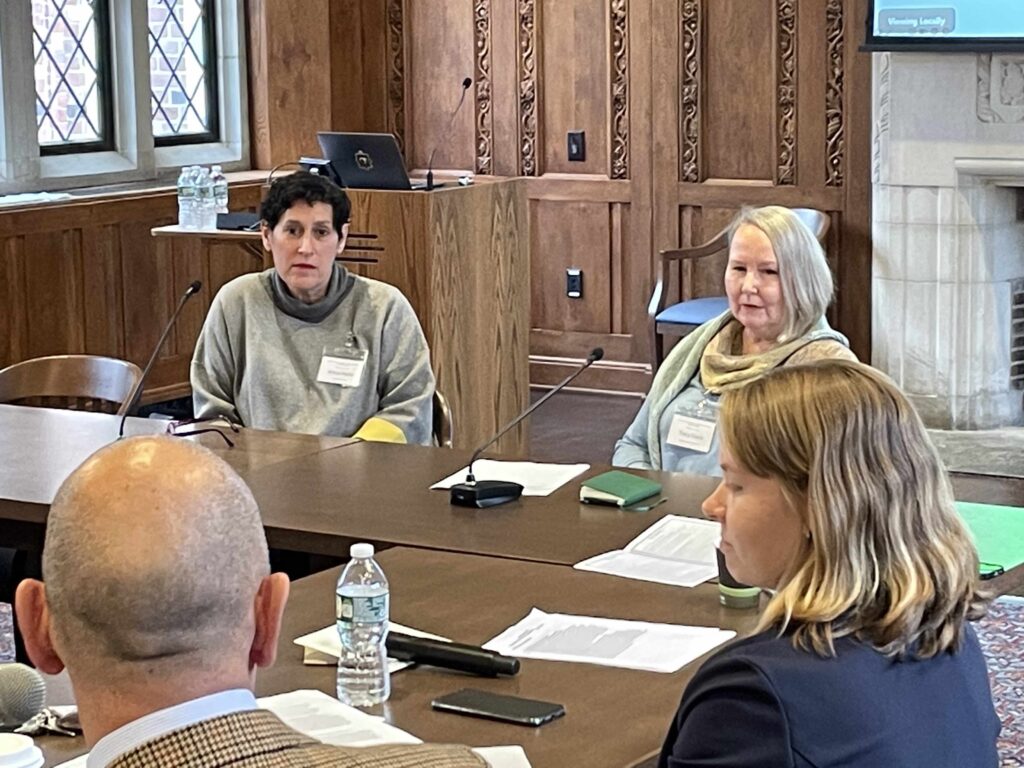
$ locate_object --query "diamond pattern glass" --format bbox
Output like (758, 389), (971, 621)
(33, 0), (105, 146)
(149, 0), (212, 139)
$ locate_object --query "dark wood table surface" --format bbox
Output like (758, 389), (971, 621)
(36, 547), (765, 768)
(247, 441), (719, 564)
(0, 405), (354, 550)
(2, 406), (1022, 592)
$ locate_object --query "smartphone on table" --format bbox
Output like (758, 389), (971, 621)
(431, 688), (565, 727)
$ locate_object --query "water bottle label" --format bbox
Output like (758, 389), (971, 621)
(337, 592), (388, 624)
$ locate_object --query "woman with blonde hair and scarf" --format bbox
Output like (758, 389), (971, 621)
(614, 205), (855, 474)
(659, 360), (999, 767)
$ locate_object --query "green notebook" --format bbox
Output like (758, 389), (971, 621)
(580, 470), (662, 507)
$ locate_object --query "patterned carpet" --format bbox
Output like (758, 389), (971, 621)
(979, 597), (1024, 766)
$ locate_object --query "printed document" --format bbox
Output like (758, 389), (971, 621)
(484, 608), (734, 673)
(294, 621), (446, 672)
(573, 514), (720, 587)
(431, 459), (590, 496)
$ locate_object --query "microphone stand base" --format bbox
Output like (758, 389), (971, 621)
(450, 480), (524, 508)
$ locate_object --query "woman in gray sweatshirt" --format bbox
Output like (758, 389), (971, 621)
(191, 171), (434, 444)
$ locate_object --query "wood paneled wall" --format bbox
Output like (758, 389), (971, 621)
(0, 186), (265, 402)
(314, 0), (872, 391)
(0, 1), (870, 400)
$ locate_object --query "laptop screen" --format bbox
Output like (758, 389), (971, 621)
(316, 132), (413, 191)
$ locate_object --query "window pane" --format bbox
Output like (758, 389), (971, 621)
(149, 0), (215, 141)
(34, 0), (109, 149)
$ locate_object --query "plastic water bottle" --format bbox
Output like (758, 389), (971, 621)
(210, 164), (229, 214)
(336, 543), (390, 706)
(194, 166), (217, 229)
(176, 166), (197, 229)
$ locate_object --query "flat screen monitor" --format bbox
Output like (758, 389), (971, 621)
(864, 1), (1024, 51)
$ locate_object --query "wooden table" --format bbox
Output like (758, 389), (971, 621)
(0, 405), (354, 551)
(35, 547), (765, 768)
(2, 405), (1023, 594)
(246, 440), (718, 564)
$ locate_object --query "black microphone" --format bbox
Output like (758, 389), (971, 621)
(425, 77), (473, 191)
(387, 633), (520, 677)
(118, 280), (202, 438)
(450, 347), (604, 508)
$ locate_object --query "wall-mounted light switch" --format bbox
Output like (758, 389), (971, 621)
(568, 130), (586, 162)
(567, 268), (583, 298)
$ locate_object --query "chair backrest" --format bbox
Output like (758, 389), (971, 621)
(792, 207), (830, 244)
(432, 389), (454, 449)
(0, 355), (143, 416)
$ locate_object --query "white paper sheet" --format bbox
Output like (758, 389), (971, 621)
(54, 690), (531, 767)
(574, 514), (720, 587)
(294, 622), (448, 672)
(483, 608), (734, 673)
(431, 459), (590, 497)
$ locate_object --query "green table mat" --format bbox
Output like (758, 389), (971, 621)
(955, 501), (1024, 572)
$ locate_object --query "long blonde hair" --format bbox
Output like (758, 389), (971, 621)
(719, 360), (986, 658)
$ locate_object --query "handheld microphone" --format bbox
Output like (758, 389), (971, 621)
(387, 633), (520, 677)
(118, 280), (202, 438)
(0, 663), (46, 727)
(450, 347), (604, 508)
(425, 77), (473, 192)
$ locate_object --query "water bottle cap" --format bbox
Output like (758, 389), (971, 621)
(350, 543), (374, 559)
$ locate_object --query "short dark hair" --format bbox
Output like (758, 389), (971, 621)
(259, 171), (351, 233)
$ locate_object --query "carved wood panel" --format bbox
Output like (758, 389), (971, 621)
(518, 0), (540, 176)
(474, 0), (494, 174)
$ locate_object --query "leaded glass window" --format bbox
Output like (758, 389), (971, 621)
(148, 0), (218, 145)
(33, 0), (113, 153)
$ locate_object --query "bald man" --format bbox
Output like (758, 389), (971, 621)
(15, 437), (484, 768)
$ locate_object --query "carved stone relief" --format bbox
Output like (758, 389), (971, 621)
(474, 0), (494, 174)
(776, 0), (796, 186)
(611, 0), (629, 180)
(518, 0), (539, 176)
(680, 0), (700, 183)
(978, 54), (1024, 123)
(825, 0), (844, 186)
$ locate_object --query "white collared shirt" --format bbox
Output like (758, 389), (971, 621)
(87, 688), (258, 768)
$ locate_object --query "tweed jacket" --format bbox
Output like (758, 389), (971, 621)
(107, 709), (487, 768)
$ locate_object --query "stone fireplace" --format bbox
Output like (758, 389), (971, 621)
(872, 52), (1024, 428)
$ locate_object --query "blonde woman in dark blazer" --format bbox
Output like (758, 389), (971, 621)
(659, 361), (999, 767)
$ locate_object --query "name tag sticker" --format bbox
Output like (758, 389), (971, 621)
(667, 414), (716, 453)
(317, 348), (368, 387)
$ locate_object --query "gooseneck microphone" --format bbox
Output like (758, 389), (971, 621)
(425, 77), (473, 192)
(118, 280), (202, 438)
(450, 347), (604, 508)
(0, 663), (46, 727)
(387, 633), (519, 677)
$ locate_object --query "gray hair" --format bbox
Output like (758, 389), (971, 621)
(43, 436), (270, 678)
(728, 206), (834, 341)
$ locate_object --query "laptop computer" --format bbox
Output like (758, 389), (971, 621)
(316, 132), (417, 190)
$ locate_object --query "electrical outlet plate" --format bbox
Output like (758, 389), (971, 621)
(566, 268), (583, 298)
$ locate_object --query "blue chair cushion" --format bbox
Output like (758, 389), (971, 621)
(656, 296), (730, 327)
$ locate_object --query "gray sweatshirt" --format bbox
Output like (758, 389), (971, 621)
(191, 269), (434, 443)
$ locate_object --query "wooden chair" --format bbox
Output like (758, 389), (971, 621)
(648, 208), (830, 370)
(0, 354), (143, 417)
(432, 389), (454, 449)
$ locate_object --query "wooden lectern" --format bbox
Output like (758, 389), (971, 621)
(343, 180), (530, 455)
(153, 179), (529, 455)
